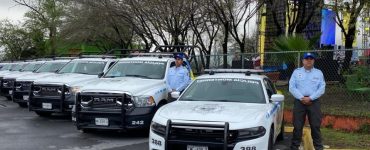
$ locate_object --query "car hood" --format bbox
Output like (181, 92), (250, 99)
(16, 72), (56, 82)
(3, 72), (35, 79)
(158, 101), (268, 123)
(0, 71), (18, 77)
(34, 73), (98, 86)
(81, 77), (164, 95)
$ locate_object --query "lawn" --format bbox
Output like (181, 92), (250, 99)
(322, 128), (370, 149)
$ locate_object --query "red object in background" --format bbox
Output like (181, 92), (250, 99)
(364, 49), (370, 56)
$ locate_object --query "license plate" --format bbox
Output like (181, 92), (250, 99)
(9, 90), (13, 95)
(23, 95), (29, 101)
(95, 118), (109, 126)
(187, 145), (208, 150)
(42, 103), (52, 109)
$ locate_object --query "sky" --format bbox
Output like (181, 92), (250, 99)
(0, 0), (28, 23)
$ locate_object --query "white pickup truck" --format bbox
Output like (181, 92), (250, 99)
(73, 54), (192, 132)
(13, 59), (72, 107)
(29, 57), (116, 117)
(149, 69), (285, 150)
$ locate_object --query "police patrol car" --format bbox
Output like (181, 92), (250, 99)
(13, 59), (73, 108)
(72, 53), (192, 132)
(29, 56), (116, 117)
(149, 69), (284, 150)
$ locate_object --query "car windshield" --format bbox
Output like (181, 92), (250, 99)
(10, 63), (27, 71)
(179, 78), (265, 103)
(21, 63), (43, 72)
(104, 60), (166, 79)
(0, 64), (11, 71)
(58, 61), (106, 75)
(35, 62), (68, 73)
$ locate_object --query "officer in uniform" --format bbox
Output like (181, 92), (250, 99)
(166, 53), (191, 102)
(289, 52), (326, 150)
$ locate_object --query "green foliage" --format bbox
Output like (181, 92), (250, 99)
(344, 66), (370, 101)
(271, 34), (320, 64)
(0, 20), (33, 60)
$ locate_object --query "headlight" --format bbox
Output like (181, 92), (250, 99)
(151, 121), (166, 136)
(66, 86), (81, 95)
(133, 95), (155, 107)
(237, 126), (266, 140)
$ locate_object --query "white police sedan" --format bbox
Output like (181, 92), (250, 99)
(149, 69), (284, 150)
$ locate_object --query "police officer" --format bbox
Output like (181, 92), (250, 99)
(166, 53), (191, 102)
(289, 52), (326, 150)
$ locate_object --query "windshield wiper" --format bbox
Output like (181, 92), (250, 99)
(125, 74), (152, 79)
(104, 75), (117, 78)
(179, 98), (198, 101)
(212, 99), (242, 102)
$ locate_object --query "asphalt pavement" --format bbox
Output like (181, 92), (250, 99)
(0, 97), (291, 150)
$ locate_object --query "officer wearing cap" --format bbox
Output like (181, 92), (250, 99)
(289, 52), (326, 150)
(166, 53), (191, 101)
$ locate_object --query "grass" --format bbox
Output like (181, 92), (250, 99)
(322, 128), (370, 149)
(277, 83), (370, 117)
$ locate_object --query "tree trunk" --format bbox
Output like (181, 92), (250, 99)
(222, 23), (229, 68)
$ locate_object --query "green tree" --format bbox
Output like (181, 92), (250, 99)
(14, 0), (66, 56)
(0, 20), (33, 60)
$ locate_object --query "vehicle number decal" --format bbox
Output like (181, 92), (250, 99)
(132, 120), (144, 125)
(240, 146), (256, 150)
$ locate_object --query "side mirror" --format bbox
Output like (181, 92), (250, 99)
(271, 94), (284, 102)
(98, 72), (104, 78)
(170, 91), (180, 99)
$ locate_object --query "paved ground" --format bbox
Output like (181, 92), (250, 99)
(0, 97), (291, 150)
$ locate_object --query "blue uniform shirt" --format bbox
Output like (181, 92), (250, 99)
(166, 66), (191, 92)
(289, 67), (326, 101)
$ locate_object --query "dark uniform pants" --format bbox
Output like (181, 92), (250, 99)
(291, 99), (323, 150)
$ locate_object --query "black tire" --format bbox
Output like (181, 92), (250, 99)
(18, 102), (28, 108)
(82, 128), (94, 133)
(268, 127), (274, 150)
(277, 118), (285, 141)
(35, 111), (52, 117)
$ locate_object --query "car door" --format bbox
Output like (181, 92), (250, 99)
(263, 78), (283, 137)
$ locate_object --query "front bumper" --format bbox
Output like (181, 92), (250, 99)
(149, 122), (270, 150)
(0, 87), (13, 97)
(13, 90), (30, 103)
(74, 92), (155, 131)
(29, 96), (75, 113)
(75, 107), (155, 131)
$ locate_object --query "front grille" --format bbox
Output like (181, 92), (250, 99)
(2, 79), (15, 88)
(170, 127), (238, 144)
(79, 93), (133, 110)
(34, 85), (62, 96)
(15, 81), (32, 91)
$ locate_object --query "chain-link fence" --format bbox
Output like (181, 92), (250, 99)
(189, 49), (370, 118)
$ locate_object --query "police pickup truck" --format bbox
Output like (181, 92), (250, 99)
(13, 59), (72, 107)
(29, 56), (116, 117)
(73, 53), (192, 132)
(1, 61), (45, 100)
(149, 69), (284, 150)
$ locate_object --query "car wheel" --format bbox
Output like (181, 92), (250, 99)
(277, 117), (285, 141)
(268, 127), (274, 150)
(35, 111), (52, 117)
(18, 102), (28, 108)
(82, 128), (94, 133)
